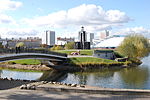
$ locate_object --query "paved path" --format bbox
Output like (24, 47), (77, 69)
(0, 88), (150, 100)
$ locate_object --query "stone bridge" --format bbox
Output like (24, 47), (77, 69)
(0, 48), (68, 69)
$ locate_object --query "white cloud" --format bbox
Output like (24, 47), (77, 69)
(23, 4), (131, 31)
(114, 27), (150, 38)
(0, 0), (22, 12)
(0, 28), (40, 38)
(0, 14), (16, 25)
(0, 0), (22, 25)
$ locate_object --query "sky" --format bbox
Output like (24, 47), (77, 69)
(0, 0), (150, 39)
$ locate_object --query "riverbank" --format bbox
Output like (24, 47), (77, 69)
(0, 64), (51, 71)
(1, 86), (150, 100)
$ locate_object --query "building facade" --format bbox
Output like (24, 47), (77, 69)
(90, 33), (94, 45)
(0, 37), (42, 48)
(45, 30), (55, 46)
(100, 30), (109, 39)
(57, 37), (74, 45)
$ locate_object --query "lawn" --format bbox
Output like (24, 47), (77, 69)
(8, 59), (41, 65)
(55, 50), (93, 56)
(69, 57), (117, 64)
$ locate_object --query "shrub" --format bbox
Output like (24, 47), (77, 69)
(117, 34), (150, 59)
(65, 42), (75, 49)
(50, 45), (64, 50)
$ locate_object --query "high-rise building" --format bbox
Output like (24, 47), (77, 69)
(45, 30), (55, 46)
(100, 30), (109, 39)
(90, 33), (94, 45)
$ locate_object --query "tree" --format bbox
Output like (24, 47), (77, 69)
(0, 43), (3, 48)
(16, 42), (25, 47)
(55, 45), (64, 50)
(65, 42), (75, 50)
(117, 34), (150, 59)
(50, 45), (64, 50)
(40, 44), (48, 48)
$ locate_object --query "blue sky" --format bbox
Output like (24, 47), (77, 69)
(0, 0), (150, 39)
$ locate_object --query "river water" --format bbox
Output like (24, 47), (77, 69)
(0, 55), (150, 89)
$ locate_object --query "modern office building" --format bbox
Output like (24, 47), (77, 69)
(100, 30), (109, 39)
(90, 33), (94, 45)
(45, 30), (55, 46)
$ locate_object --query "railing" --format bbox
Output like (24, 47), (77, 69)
(0, 48), (67, 57)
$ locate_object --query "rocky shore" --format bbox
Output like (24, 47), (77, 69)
(0, 64), (51, 71)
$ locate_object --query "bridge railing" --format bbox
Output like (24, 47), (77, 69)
(0, 48), (67, 57)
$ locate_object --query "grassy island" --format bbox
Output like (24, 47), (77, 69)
(67, 57), (131, 69)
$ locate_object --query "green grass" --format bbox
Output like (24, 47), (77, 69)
(55, 50), (93, 56)
(8, 59), (41, 65)
(68, 57), (130, 67)
(69, 57), (117, 64)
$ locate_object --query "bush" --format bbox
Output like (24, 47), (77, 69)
(65, 42), (75, 49)
(117, 34), (150, 59)
(8, 61), (16, 64)
(50, 45), (64, 50)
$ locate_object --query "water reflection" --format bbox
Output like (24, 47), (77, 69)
(0, 69), (68, 82)
(60, 66), (150, 89)
(119, 67), (149, 89)
(61, 69), (118, 87)
(0, 69), (43, 80)
(39, 70), (67, 82)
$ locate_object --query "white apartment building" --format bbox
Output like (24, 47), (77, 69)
(43, 30), (55, 46)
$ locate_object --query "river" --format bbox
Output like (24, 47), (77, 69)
(0, 55), (150, 89)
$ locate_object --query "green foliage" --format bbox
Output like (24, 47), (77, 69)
(65, 42), (75, 49)
(50, 45), (56, 50)
(68, 57), (128, 67)
(0, 43), (3, 48)
(50, 45), (64, 50)
(55, 45), (64, 50)
(16, 42), (25, 47)
(117, 34), (150, 59)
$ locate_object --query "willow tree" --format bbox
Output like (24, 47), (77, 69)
(117, 34), (150, 60)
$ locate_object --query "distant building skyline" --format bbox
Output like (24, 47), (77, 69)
(0, 37), (42, 48)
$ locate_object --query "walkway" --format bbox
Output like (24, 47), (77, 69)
(0, 88), (150, 100)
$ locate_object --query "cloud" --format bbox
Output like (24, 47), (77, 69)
(0, 14), (16, 25)
(0, 28), (40, 38)
(0, 0), (22, 25)
(0, 0), (22, 12)
(114, 27), (150, 38)
(23, 4), (131, 31)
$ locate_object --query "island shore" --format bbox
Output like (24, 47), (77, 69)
(0, 64), (51, 71)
